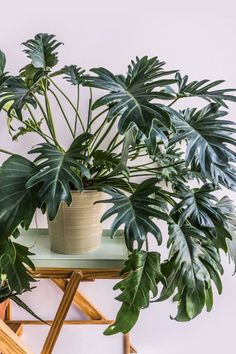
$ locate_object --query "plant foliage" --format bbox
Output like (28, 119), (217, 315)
(0, 33), (236, 336)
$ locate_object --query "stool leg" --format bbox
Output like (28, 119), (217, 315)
(124, 333), (131, 354)
(41, 271), (82, 354)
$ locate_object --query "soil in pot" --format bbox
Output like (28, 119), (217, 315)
(48, 190), (106, 255)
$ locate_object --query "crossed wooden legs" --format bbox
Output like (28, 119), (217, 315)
(52, 278), (137, 354)
(2, 271), (137, 354)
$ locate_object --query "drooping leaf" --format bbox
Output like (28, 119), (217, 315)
(26, 133), (92, 220)
(105, 250), (164, 334)
(98, 178), (169, 251)
(158, 223), (223, 321)
(175, 73), (236, 108)
(171, 183), (226, 227)
(22, 33), (63, 69)
(0, 155), (38, 238)
(52, 65), (86, 85)
(85, 56), (177, 136)
(0, 76), (37, 119)
(170, 103), (236, 189)
(0, 240), (35, 293)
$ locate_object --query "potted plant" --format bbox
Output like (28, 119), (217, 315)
(0, 33), (236, 335)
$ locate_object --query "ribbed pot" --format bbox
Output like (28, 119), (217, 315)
(48, 190), (106, 254)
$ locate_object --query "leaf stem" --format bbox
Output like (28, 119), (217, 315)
(48, 89), (74, 137)
(48, 77), (85, 132)
(168, 97), (179, 107)
(87, 108), (109, 132)
(0, 148), (13, 155)
(74, 86), (80, 137)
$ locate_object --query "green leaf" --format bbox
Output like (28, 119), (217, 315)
(20, 64), (46, 89)
(26, 133), (92, 220)
(0, 155), (38, 238)
(98, 178), (169, 251)
(91, 150), (120, 173)
(170, 103), (236, 189)
(215, 196), (236, 271)
(0, 240), (35, 294)
(52, 65), (86, 85)
(22, 33), (63, 69)
(105, 250), (164, 334)
(158, 223), (223, 321)
(85, 56), (176, 136)
(0, 76), (37, 119)
(0, 50), (6, 75)
(171, 183), (226, 227)
(176, 73), (236, 108)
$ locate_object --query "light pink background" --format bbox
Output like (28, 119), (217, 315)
(1, 1), (236, 353)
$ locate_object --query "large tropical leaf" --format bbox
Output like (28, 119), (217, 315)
(52, 65), (86, 85)
(26, 133), (92, 220)
(105, 250), (164, 335)
(0, 76), (37, 119)
(22, 33), (63, 69)
(170, 103), (236, 189)
(175, 73), (236, 107)
(98, 178), (169, 251)
(85, 56), (177, 136)
(0, 155), (38, 238)
(0, 240), (35, 293)
(171, 183), (226, 227)
(158, 223), (223, 321)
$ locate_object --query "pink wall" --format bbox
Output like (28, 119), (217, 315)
(1, 1), (236, 353)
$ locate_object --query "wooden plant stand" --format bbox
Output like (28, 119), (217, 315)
(0, 229), (137, 354)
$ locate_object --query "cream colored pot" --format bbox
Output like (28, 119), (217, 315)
(48, 190), (106, 254)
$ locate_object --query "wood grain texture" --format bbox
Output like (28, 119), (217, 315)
(41, 271), (82, 354)
(0, 319), (33, 354)
(32, 267), (122, 279)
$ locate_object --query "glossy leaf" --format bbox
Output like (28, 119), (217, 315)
(158, 223), (223, 321)
(171, 183), (226, 227)
(105, 251), (164, 334)
(26, 133), (92, 220)
(52, 65), (86, 85)
(176, 73), (236, 107)
(0, 155), (38, 238)
(22, 33), (63, 69)
(98, 178), (169, 251)
(85, 56), (176, 136)
(170, 103), (236, 189)
(0, 76), (37, 119)
(0, 240), (35, 293)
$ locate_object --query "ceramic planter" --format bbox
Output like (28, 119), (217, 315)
(48, 190), (106, 254)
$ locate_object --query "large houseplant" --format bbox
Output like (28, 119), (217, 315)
(0, 33), (236, 334)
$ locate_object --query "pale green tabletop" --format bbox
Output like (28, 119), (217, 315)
(17, 229), (128, 269)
